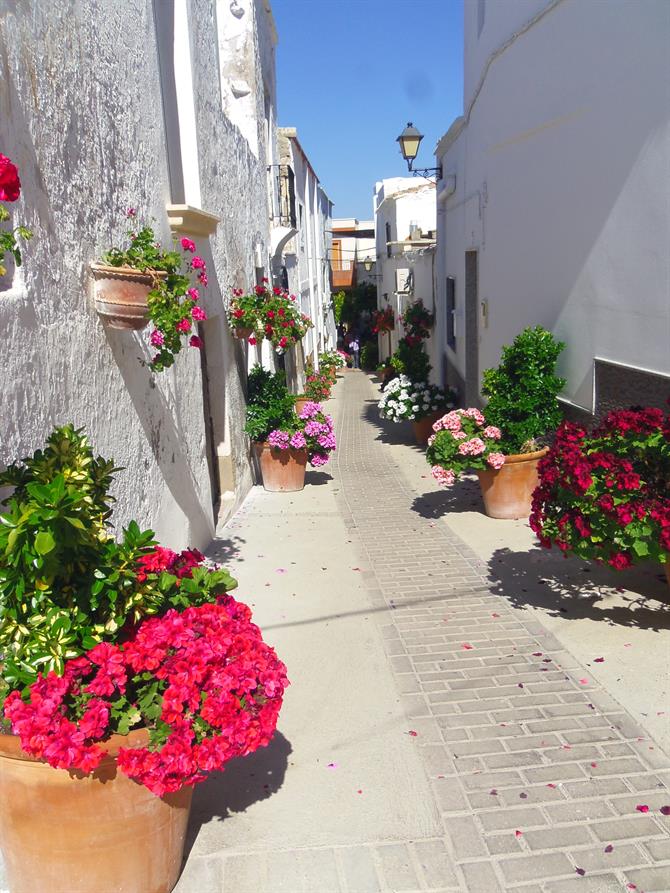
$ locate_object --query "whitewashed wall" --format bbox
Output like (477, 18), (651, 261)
(438, 0), (670, 411)
(0, 0), (277, 549)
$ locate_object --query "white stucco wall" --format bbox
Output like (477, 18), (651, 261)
(438, 0), (670, 410)
(0, 0), (277, 549)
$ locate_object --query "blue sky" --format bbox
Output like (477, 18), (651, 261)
(272, 0), (464, 220)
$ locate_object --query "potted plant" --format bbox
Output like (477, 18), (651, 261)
(228, 282), (312, 353)
(378, 374), (458, 444)
(0, 426), (287, 893)
(0, 152), (33, 278)
(245, 365), (307, 491)
(426, 408), (508, 497)
(90, 210), (208, 371)
(376, 359), (396, 387)
(400, 299), (434, 339)
(389, 335), (432, 386)
(319, 349), (345, 378)
(474, 326), (566, 518)
(530, 405), (670, 584)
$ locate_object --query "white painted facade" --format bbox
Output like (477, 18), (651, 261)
(330, 218), (376, 289)
(0, 0), (299, 550)
(435, 0), (670, 412)
(373, 178), (436, 362)
(277, 128), (335, 373)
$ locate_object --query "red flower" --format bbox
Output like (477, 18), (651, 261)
(0, 154), (21, 202)
(189, 335), (203, 349)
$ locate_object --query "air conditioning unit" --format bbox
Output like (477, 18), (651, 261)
(395, 268), (412, 293)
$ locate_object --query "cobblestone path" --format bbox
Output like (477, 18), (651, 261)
(330, 372), (670, 893)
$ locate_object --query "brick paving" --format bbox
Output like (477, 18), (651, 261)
(325, 371), (670, 892)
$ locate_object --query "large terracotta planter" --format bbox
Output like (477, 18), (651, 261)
(0, 730), (192, 893)
(295, 395), (310, 413)
(665, 560), (670, 587)
(254, 442), (307, 492)
(412, 411), (443, 446)
(90, 263), (166, 331)
(476, 447), (549, 520)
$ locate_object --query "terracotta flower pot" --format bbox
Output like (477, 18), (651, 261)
(412, 411), (443, 446)
(90, 263), (166, 331)
(665, 560), (670, 587)
(476, 447), (549, 520)
(295, 395), (310, 413)
(233, 326), (253, 340)
(254, 443), (307, 492)
(0, 730), (192, 893)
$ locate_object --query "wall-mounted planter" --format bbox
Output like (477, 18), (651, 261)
(233, 327), (253, 340)
(90, 263), (166, 331)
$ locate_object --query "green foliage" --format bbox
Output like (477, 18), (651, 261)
(482, 326), (566, 454)
(0, 202), (32, 277)
(390, 337), (431, 383)
(332, 290), (346, 324)
(244, 364), (297, 442)
(360, 341), (379, 370)
(341, 283), (377, 327)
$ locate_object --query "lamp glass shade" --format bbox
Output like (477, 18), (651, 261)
(397, 122), (423, 161)
(364, 256), (373, 272)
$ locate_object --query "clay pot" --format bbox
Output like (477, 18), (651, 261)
(412, 411), (443, 446)
(665, 560), (670, 587)
(380, 367), (395, 386)
(90, 263), (166, 331)
(254, 443), (307, 492)
(476, 447), (549, 520)
(295, 395), (310, 413)
(233, 327), (253, 340)
(0, 730), (192, 893)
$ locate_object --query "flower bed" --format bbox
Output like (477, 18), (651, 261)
(530, 406), (670, 570)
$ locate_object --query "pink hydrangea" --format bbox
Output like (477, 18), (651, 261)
(483, 426), (502, 440)
(298, 401), (322, 420)
(458, 437), (486, 456)
(486, 452), (506, 470)
(441, 411), (464, 432)
(289, 431), (306, 449)
(268, 430), (290, 450)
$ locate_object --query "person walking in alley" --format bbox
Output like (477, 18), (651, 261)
(349, 333), (360, 368)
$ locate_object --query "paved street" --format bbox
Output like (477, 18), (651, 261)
(173, 371), (670, 893)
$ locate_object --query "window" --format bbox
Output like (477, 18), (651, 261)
(446, 276), (456, 349)
(385, 222), (392, 258)
(477, 0), (486, 37)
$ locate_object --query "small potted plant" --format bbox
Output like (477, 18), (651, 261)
(426, 408), (507, 496)
(90, 210), (208, 372)
(530, 405), (670, 584)
(265, 402), (337, 473)
(378, 375), (458, 444)
(0, 426), (287, 893)
(228, 282), (312, 353)
(389, 335), (432, 386)
(475, 326), (566, 518)
(400, 299), (434, 340)
(0, 152), (33, 279)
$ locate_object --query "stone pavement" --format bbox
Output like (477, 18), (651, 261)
(174, 370), (670, 893)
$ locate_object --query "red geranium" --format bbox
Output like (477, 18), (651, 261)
(0, 154), (21, 202)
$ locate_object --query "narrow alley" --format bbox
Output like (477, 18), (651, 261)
(176, 372), (670, 893)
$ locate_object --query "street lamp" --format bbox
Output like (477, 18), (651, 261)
(364, 256), (374, 273)
(396, 122), (442, 180)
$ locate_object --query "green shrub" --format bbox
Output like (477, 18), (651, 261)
(244, 364), (296, 442)
(390, 336), (431, 383)
(482, 326), (566, 454)
(360, 341), (379, 370)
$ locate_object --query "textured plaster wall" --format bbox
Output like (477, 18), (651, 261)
(0, 0), (277, 547)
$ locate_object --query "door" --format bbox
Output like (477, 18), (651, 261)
(464, 250), (479, 407)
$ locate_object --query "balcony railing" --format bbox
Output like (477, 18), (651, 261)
(330, 259), (356, 288)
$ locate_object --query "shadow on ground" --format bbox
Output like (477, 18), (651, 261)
(411, 477), (485, 517)
(184, 730), (292, 858)
(206, 534), (246, 564)
(362, 400), (425, 450)
(305, 470), (333, 486)
(488, 545), (670, 632)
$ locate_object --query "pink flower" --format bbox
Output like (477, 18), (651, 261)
(189, 335), (203, 349)
(180, 238), (196, 253)
(176, 318), (191, 334)
(458, 437), (486, 456)
(431, 465), (456, 486)
(462, 408), (486, 426)
(187, 287), (200, 301)
(150, 330), (165, 347)
(427, 434), (436, 446)
(289, 431), (306, 449)
(191, 256), (206, 270)
(487, 452), (506, 470)
(268, 430), (290, 450)
(198, 272), (208, 287)
(191, 306), (207, 321)
(483, 426), (502, 440)
(125, 206), (137, 219)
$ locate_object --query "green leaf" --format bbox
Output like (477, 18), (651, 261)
(34, 531), (56, 555)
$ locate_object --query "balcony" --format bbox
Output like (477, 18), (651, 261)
(331, 259), (357, 289)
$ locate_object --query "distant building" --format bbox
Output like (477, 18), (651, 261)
(330, 218), (376, 292)
(434, 0), (670, 415)
(373, 178), (436, 364)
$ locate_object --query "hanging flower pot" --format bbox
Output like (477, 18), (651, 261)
(254, 442), (307, 492)
(233, 326), (254, 340)
(90, 263), (167, 331)
(476, 447), (548, 520)
(0, 729), (192, 893)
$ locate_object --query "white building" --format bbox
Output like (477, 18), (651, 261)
(276, 128), (335, 375)
(373, 178), (436, 362)
(330, 218), (376, 292)
(434, 0), (670, 415)
(0, 0), (322, 550)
